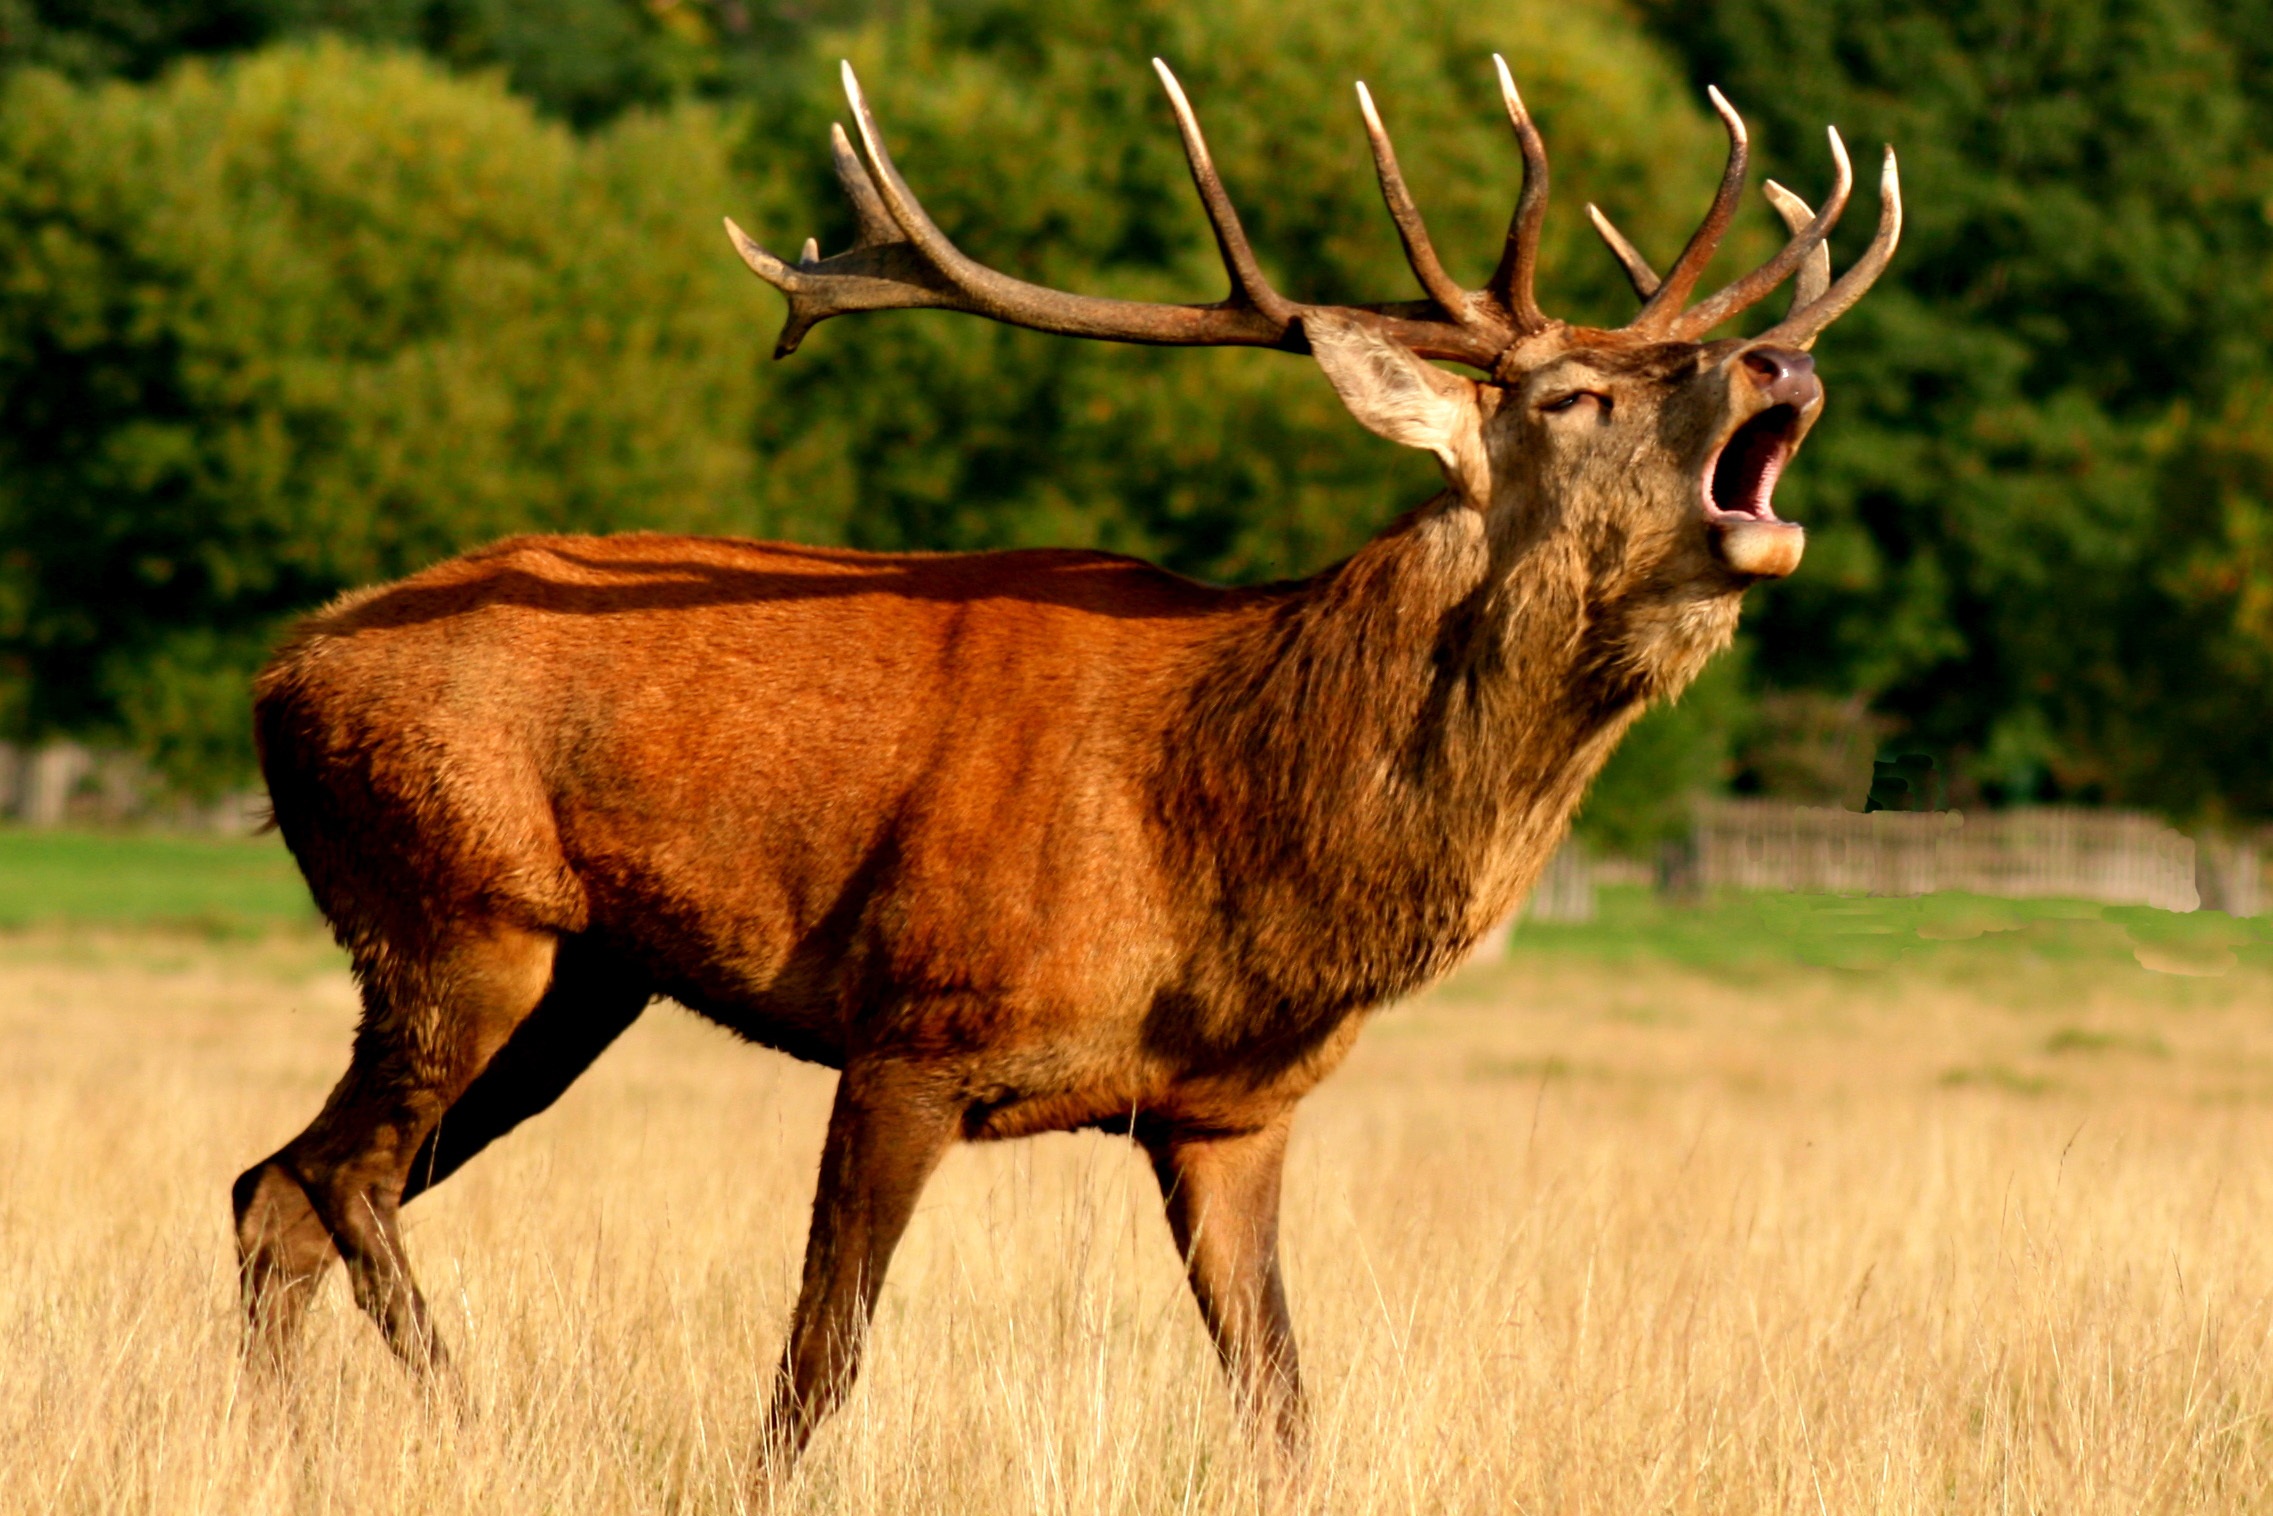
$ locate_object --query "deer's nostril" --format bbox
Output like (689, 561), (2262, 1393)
(1740, 346), (1820, 406)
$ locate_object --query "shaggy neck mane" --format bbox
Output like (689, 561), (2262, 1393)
(1157, 494), (1716, 1044)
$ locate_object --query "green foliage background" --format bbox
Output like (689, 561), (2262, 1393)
(1648, 0), (2273, 819)
(0, 43), (761, 781)
(1, 0), (2270, 844)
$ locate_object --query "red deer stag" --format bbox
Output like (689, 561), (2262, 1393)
(234, 55), (1897, 1478)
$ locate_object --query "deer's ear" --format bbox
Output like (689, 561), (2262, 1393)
(1304, 313), (1490, 504)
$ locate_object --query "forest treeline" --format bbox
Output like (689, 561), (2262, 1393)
(1, 0), (2269, 848)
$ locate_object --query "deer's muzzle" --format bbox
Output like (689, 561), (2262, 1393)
(1703, 346), (1821, 579)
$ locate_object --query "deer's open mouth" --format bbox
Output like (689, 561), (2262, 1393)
(1703, 404), (1803, 522)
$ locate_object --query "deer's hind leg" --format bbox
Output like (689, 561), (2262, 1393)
(231, 1156), (334, 1371)
(234, 921), (558, 1379)
(401, 937), (649, 1205)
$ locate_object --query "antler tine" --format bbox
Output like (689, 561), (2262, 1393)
(1355, 82), (1488, 330)
(1666, 126), (1852, 340)
(1631, 86), (1748, 333)
(829, 121), (901, 249)
(1761, 180), (1831, 310)
(1152, 59), (1296, 323)
(839, 62), (1301, 343)
(1586, 204), (1660, 301)
(724, 215), (952, 358)
(837, 62), (999, 299)
(1484, 55), (1551, 334)
(1756, 146), (1901, 349)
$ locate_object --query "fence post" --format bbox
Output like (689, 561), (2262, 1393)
(20, 742), (94, 829)
(1688, 797), (2207, 911)
(1524, 839), (1597, 924)
(1656, 829), (1701, 905)
(2197, 835), (2265, 918)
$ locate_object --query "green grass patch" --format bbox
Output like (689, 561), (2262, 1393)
(4, 834), (2267, 976)
(2042, 1027), (2170, 1058)
(0, 828), (316, 932)
(1508, 885), (2273, 978)
(1937, 1064), (2054, 1096)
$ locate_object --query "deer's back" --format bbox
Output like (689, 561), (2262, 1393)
(256, 532), (1243, 1068)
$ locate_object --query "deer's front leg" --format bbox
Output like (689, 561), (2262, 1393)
(1147, 1111), (1307, 1473)
(759, 1055), (959, 1479)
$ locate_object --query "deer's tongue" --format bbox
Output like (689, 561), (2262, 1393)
(1707, 405), (1801, 521)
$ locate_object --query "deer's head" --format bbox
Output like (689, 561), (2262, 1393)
(728, 59), (1899, 604)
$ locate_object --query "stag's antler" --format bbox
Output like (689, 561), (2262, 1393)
(727, 60), (1517, 366)
(1585, 119), (1900, 345)
(1752, 151), (1902, 348)
(728, 59), (1900, 369)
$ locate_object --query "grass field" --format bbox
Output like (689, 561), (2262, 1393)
(8, 832), (2273, 1512)
(0, 828), (313, 932)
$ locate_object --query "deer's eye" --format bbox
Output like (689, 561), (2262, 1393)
(1539, 390), (1610, 416)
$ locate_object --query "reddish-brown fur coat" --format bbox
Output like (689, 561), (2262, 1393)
(256, 490), (1720, 1136)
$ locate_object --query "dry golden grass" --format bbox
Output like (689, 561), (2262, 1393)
(8, 920), (2273, 1513)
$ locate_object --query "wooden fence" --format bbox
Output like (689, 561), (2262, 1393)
(1520, 841), (1597, 923)
(3, 735), (2266, 918)
(0, 741), (265, 833)
(1692, 799), (2224, 913)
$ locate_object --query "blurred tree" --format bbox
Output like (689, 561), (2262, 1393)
(1646, 0), (2273, 818)
(0, 0), (825, 126)
(0, 0), (291, 79)
(1732, 690), (1890, 807)
(1575, 650), (1751, 855)
(0, 42), (764, 786)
